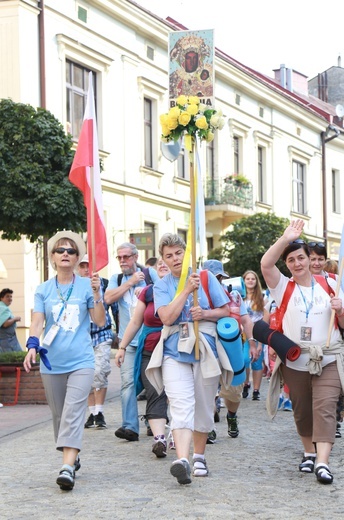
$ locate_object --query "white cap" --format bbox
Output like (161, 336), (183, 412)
(79, 254), (89, 264)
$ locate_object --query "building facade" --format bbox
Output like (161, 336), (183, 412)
(1, 0), (344, 345)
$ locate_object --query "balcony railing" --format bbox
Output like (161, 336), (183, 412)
(204, 178), (253, 210)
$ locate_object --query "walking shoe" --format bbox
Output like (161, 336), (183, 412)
(283, 399), (292, 412)
(335, 423), (341, 438)
(56, 465), (75, 491)
(315, 463), (333, 484)
(115, 427), (139, 441)
(94, 411), (107, 428)
(193, 457), (209, 477)
(242, 383), (250, 398)
(84, 413), (95, 428)
(252, 390), (260, 401)
(170, 459), (191, 485)
(167, 431), (176, 450)
(73, 456), (81, 472)
(299, 455), (316, 473)
(206, 429), (217, 444)
(278, 395), (284, 410)
(227, 414), (239, 438)
(152, 437), (167, 458)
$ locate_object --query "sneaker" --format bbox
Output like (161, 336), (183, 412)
(170, 459), (191, 485)
(167, 432), (176, 450)
(94, 411), (107, 428)
(227, 414), (239, 438)
(283, 399), (292, 412)
(115, 427), (139, 441)
(152, 437), (167, 458)
(73, 456), (81, 472)
(56, 465), (75, 491)
(252, 390), (260, 401)
(84, 413), (95, 428)
(193, 457), (209, 477)
(206, 429), (217, 444)
(242, 383), (250, 398)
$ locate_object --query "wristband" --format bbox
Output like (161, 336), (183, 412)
(247, 337), (255, 342)
(119, 346), (127, 351)
(94, 297), (103, 304)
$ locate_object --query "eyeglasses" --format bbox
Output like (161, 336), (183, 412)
(53, 247), (78, 255)
(116, 254), (134, 261)
(308, 242), (325, 248)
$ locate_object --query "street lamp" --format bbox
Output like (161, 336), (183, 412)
(321, 124), (341, 248)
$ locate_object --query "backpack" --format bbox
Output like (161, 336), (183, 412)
(200, 270), (241, 325)
(269, 275), (336, 333)
(117, 264), (153, 287)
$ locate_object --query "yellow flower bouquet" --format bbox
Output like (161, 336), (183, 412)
(160, 95), (225, 143)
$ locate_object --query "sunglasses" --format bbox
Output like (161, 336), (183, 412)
(116, 254), (134, 261)
(53, 247), (78, 255)
(290, 239), (306, 245)
(308, 242), (325, 248)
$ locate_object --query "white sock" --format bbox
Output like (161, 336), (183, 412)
(193, 453), (205, 461)
(304, 452), (316, 458)
(89, 406), (96, 415)
(94, 405), (104, 415)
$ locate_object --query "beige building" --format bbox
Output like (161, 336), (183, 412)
(1, 0), (344, 346)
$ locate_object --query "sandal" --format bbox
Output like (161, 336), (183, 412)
(315, 464), (333, 484)
(193, 457), (209, 477)
(299, 455), (316, 473)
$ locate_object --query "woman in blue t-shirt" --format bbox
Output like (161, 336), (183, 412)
(23, 231), (105, 492)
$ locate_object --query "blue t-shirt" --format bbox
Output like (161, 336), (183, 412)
(154, 270), (229, 362)
(108, 266), (158, 345)
(34, 275), (95, 374)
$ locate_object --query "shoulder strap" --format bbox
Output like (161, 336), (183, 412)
(117, 273), (124, 286)
(137, 264), (153, 286)
(200, 270), (214, 309)
(101, 278), (109, 292)
(314, 274), (334, 296)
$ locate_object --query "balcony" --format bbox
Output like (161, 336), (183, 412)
(204, 177), (253, 210)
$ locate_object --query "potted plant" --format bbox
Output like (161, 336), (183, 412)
(224, 173), (251, 186)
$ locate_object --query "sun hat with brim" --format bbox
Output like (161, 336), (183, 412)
(48, 231), (86, 270)
(203, 259), (229, 278)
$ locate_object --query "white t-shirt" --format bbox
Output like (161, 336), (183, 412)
(269, 274), (342, 371)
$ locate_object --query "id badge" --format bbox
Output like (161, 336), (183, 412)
(179, 322), (189, 340)
(300, 326), (312, 342)
(43, 324), (60, 346)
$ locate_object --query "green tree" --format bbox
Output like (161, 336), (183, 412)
(0, 99), (86, 242)
(220, 213), (302, 287)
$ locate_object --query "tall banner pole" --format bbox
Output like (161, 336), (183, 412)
(90, 165), (96, 274)
(189, 138), (199, 359)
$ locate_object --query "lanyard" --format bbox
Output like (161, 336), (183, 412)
(296, 277), (314, 322)
(55, 275), (75, 323)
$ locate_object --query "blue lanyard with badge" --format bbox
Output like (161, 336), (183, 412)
(43, 275), (75, 346)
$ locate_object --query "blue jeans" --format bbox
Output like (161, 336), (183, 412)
(120, 346), (139, 433)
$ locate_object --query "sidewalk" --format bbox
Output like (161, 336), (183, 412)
(1, 367), (343, 519)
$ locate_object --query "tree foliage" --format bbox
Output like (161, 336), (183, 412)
(0, 99), (86, 242)
(220, 213), (301, 287)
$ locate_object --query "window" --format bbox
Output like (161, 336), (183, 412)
(332, 169), (341, 214)
(66, 60), (95, 139)
(233, 136), (240, 173)
(257, 146), (266, 202)
(144, 98), (153, 168)
(292, 161), (306, 214)
(177, 229), (187, 244)
(177, 141), (190, 180)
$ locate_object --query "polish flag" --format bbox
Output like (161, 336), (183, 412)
(69, 72), (108, 274)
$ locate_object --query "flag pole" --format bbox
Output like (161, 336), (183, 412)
(189, 138), (199, 360)
(326, 256), (344, 347)
(90, 165), (96, 274)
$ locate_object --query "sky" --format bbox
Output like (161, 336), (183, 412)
(135, 0), (344, 80)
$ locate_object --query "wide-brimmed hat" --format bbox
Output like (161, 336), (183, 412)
(47, 231), (86, 270)
(203, 259), (229, 278)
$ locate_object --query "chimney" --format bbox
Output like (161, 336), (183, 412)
(338, 55), (342, 68)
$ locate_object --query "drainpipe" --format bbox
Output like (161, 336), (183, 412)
(38, 0), (48, 280)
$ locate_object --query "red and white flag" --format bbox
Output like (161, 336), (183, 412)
(69, 72), (108, 274)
